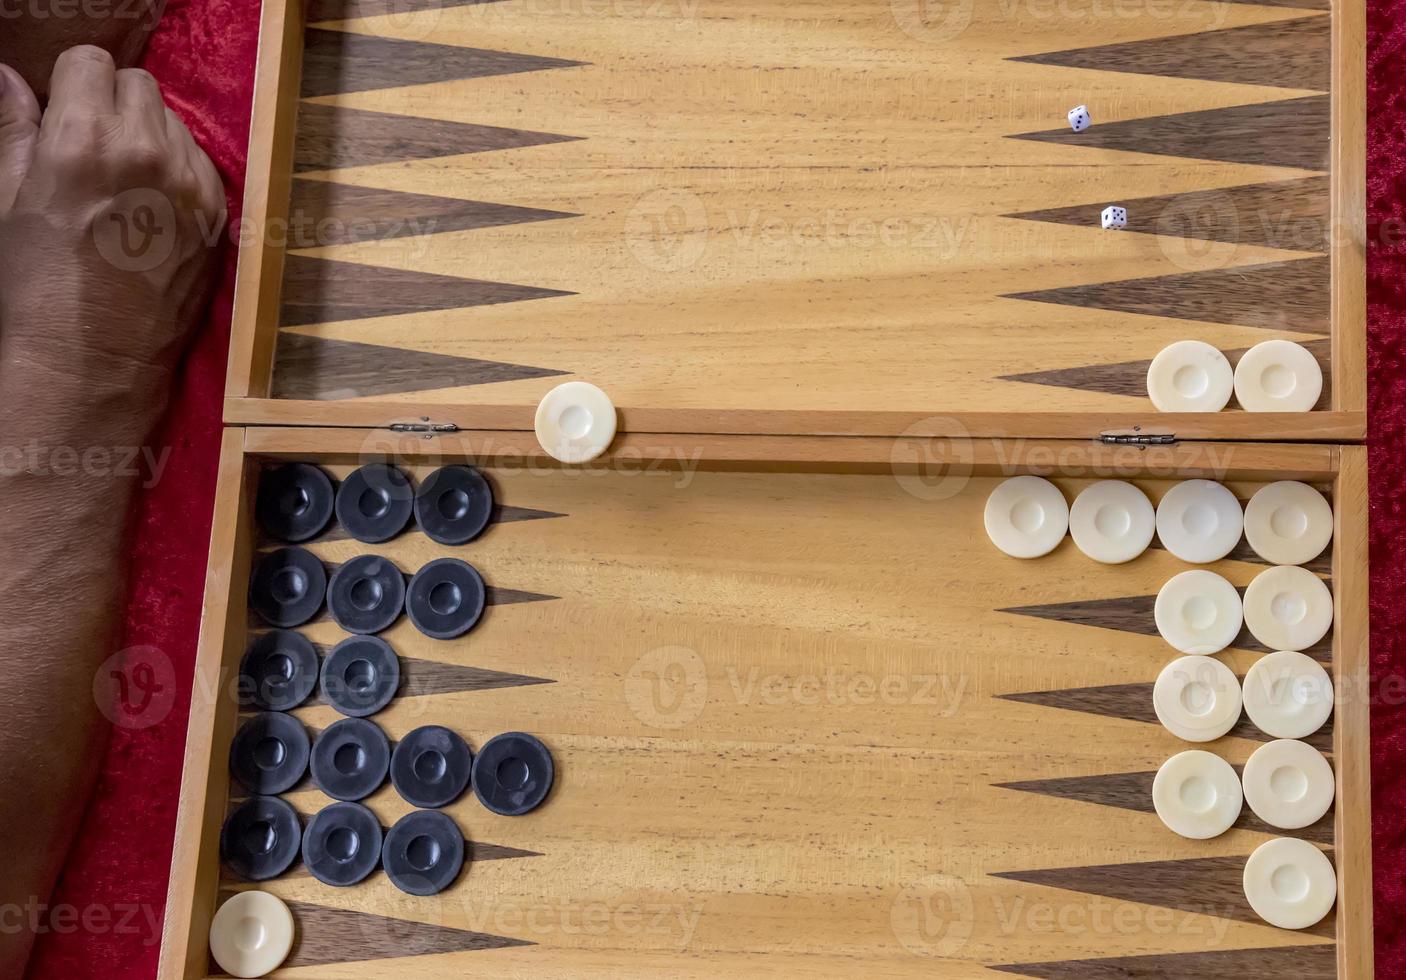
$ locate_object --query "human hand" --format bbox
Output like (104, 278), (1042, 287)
(0, 0), (162, 99)
(0, 47), (225, 420)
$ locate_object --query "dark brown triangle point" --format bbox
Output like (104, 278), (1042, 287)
(271, 332), (567, 400)
(302, 28), (586, 98)
(288, 178), (578, 248)
(1009, 17), (1328, 90)
(992, 945), (1336, 979)
(295, 102), (581, 172)
(1009, 97), (1329, 171)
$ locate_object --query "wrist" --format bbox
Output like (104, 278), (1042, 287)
(1, 336), (174, 450)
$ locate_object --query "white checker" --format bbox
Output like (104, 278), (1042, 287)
(1244, 481), (1333, 566)
(1243, 565), (1333, 652)
(1243, 837), (1337, 931)
(1154, 570), (1244, 655)
(1242, 738), (1335, 830)
(1146, 341), (1234, 413)
(1152, 750), (1243, 839)
(1153, 655), (1243, 743)
(209, 890), (294, 979)
(984, 476), (1069, 558)
(534, 381), (618, 464)
(1243, 651), (1334, 739)
(1069, 481), (1155, 564)
(1155, 480), (1244, 563)
(1233, 340), (1324, 413)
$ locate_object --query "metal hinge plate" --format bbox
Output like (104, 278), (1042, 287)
(389, 421), (460, 434)
(1099, 431), (1177, 446)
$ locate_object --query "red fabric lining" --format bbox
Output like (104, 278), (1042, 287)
(21, 0), (1406, 976)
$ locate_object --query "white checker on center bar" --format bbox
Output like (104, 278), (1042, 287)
(1069, 481), (1155, 564)
(1155, 570), (1244, 655)
(1152, 750), (1243, 839)
(1146, 341), (1234, 413)
(1155, 480), (1244, 564)
(1244, 481), (1334, 566)
(1243, 650), (1335, 739)
(209, 890), (295, 979)
(1243, 837), (1337, 930)
(534, 381), (619, 464)
(984, 476), (1069, 558)
(1153, 655), (1243, 743)
(1242, 738), (1335, 830)
(1243, 565), (1334, 652)
(1233, 340), (1324, 413)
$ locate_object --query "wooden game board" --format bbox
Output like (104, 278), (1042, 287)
(161, 0), (1371, 976)
(223, 0), (1365, 440)
(159, 433), (1369, 979)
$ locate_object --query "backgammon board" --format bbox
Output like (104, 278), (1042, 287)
(160, 0), (1371, 976)
(158, 434), (1370, 979)
(222, 0), (1364, 440)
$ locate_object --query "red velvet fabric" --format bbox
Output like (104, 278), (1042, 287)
(22, 2), (259, 977)
(1368, 3), (1406, 975)
(18, 1), (1406, 977)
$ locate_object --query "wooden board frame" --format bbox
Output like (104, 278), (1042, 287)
(223, 0), (1367, 443)
(157, 428), (1372, 979)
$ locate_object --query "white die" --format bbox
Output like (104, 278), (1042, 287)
(1068, 105), (1091, 132)
(1101, 206), (1127, 230)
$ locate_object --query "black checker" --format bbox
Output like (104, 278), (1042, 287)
(220, 796), (302, 881)
(249, 547), (326, 628)
(413, 465), (494, 546)
(302, 801), (383, 887)
(382, 809), (465, 897)
(229, 712), (310, 796)
(256, 463), (335, 543)
(309, 717), (390, 801)
(404, 558), (486, 640)
(472, 732), (554, 816)
(335, 464), (414, 543)
(326, 554), (406, 634)
(320, 636), (401, 718)
(238, 629), (318, 711)
(391, 726), (473, 809)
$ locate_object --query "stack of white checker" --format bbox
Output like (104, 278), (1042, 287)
(984, 476), (1340, 931)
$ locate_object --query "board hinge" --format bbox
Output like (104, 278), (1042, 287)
(388, 421), (460, 434)
(1099, 431), (1177, 447)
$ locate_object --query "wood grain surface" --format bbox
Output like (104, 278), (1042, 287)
(250, 0), (1346, 424)
(182, 456), (1349, 978)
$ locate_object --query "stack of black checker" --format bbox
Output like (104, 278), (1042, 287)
(223, 462), (555, 896)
